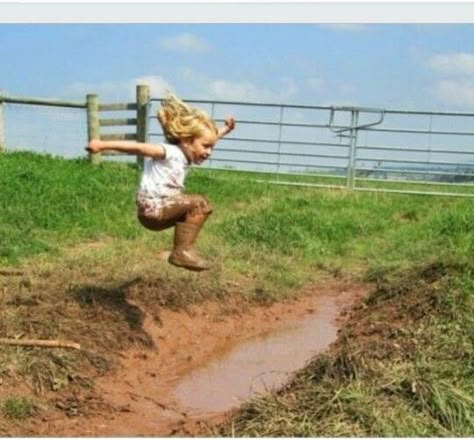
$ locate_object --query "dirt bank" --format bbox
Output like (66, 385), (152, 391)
(8, 277), (367, 437)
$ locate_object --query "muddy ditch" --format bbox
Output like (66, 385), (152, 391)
(4, 277), (367, 436)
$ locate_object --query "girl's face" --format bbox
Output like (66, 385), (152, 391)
(182, 128), (217, 164)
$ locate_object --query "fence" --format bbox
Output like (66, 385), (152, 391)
(148, 98), (474, 197)
(0, 85), (149, 164)
(85, 85), (149, 165)
(1, 86), (474, 197)
(0, 94), (87, 158)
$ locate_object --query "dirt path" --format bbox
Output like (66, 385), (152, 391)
(29, 278), (367, 436)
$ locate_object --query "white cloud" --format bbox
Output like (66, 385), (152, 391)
(338, 82), (357, 96)
(177, 67), (211, 89)
(307, 77), (324, 92)
(131, 75), (172, 98)
(432, 79), (474, 106)
(207, 77), (298, 103)
(279, 77), (298, 98)
(159, 33), (213, 54)
(63, 70), (297, 105)
(63, 75), (171, 101)
(64, 80), (130, 101)
(175, 67), (298, 102)
(428, 52), (474, 75)
(320, 24), (367, 32)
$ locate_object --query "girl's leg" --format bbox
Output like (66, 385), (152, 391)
(137, 194), (213, 271)
(168, 195), (213, 271)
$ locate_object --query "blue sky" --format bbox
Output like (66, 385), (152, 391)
(1, 23), (474, 111)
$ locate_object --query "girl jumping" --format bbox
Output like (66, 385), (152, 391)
(86, 92), (236, 272)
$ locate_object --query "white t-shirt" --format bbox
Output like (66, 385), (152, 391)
(137, 143), (189, 199)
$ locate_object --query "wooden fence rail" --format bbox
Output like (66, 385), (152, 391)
(86, 84), (150, 165)
(0, 84), (151, 164)
(0, 95), (85, 108)
(0, 94), (86, 153)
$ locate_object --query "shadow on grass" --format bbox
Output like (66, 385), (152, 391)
(70, 278), (154, 348)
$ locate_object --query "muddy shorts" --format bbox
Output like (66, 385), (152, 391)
(136, 193), (213, 231)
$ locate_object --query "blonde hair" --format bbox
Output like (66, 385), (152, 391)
(157, 92), (218, 145)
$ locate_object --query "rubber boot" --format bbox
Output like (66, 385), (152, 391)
(168, 222), (211, 271)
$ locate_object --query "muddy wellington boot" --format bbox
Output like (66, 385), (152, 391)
(168, 222), (211, 271)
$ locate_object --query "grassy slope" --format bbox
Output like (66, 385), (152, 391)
(1, 151), (473, 435)
(220, 262), (474, 436)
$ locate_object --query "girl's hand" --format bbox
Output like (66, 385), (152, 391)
(85, 139), (102, 154)
(217, 117), (236, 139)
(224, 117), (236, 131)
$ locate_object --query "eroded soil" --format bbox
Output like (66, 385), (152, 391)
(3, 277), (367, 437)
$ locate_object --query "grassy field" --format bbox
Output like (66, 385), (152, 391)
(0, 150), (473, 436)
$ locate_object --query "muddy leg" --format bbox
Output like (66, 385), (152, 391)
(168, 197), (212, 271)
(137, 194), (213, 271)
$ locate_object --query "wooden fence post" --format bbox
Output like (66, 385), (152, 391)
(86, 93), (101, 165)
(0, 100), (5, 153)
(136, 84), (150, 167)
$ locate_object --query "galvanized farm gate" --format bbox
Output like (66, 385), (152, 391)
(147, 97), (474, 197)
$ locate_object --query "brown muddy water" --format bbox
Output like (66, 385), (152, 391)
(39, 284), (363, 436)
(174, 294), (340, 417)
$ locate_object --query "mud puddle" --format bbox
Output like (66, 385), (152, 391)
(174, 294), (340, 416)
(39, 280), (366, 436)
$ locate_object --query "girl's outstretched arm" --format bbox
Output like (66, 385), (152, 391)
(217, 117), (236, 139)
(85, 139), (166, 160)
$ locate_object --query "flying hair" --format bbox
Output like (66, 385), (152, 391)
(157, 91), (218, 145)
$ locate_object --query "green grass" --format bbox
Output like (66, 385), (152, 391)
(1, 151), (473, 276)
(1, 150), (473, 436)
(219, 262), (474, 437)
(0, 151), (141, 263)
(1, 396), (36, 419)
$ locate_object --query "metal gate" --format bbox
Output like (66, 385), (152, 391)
(151, 98), (473, 197)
